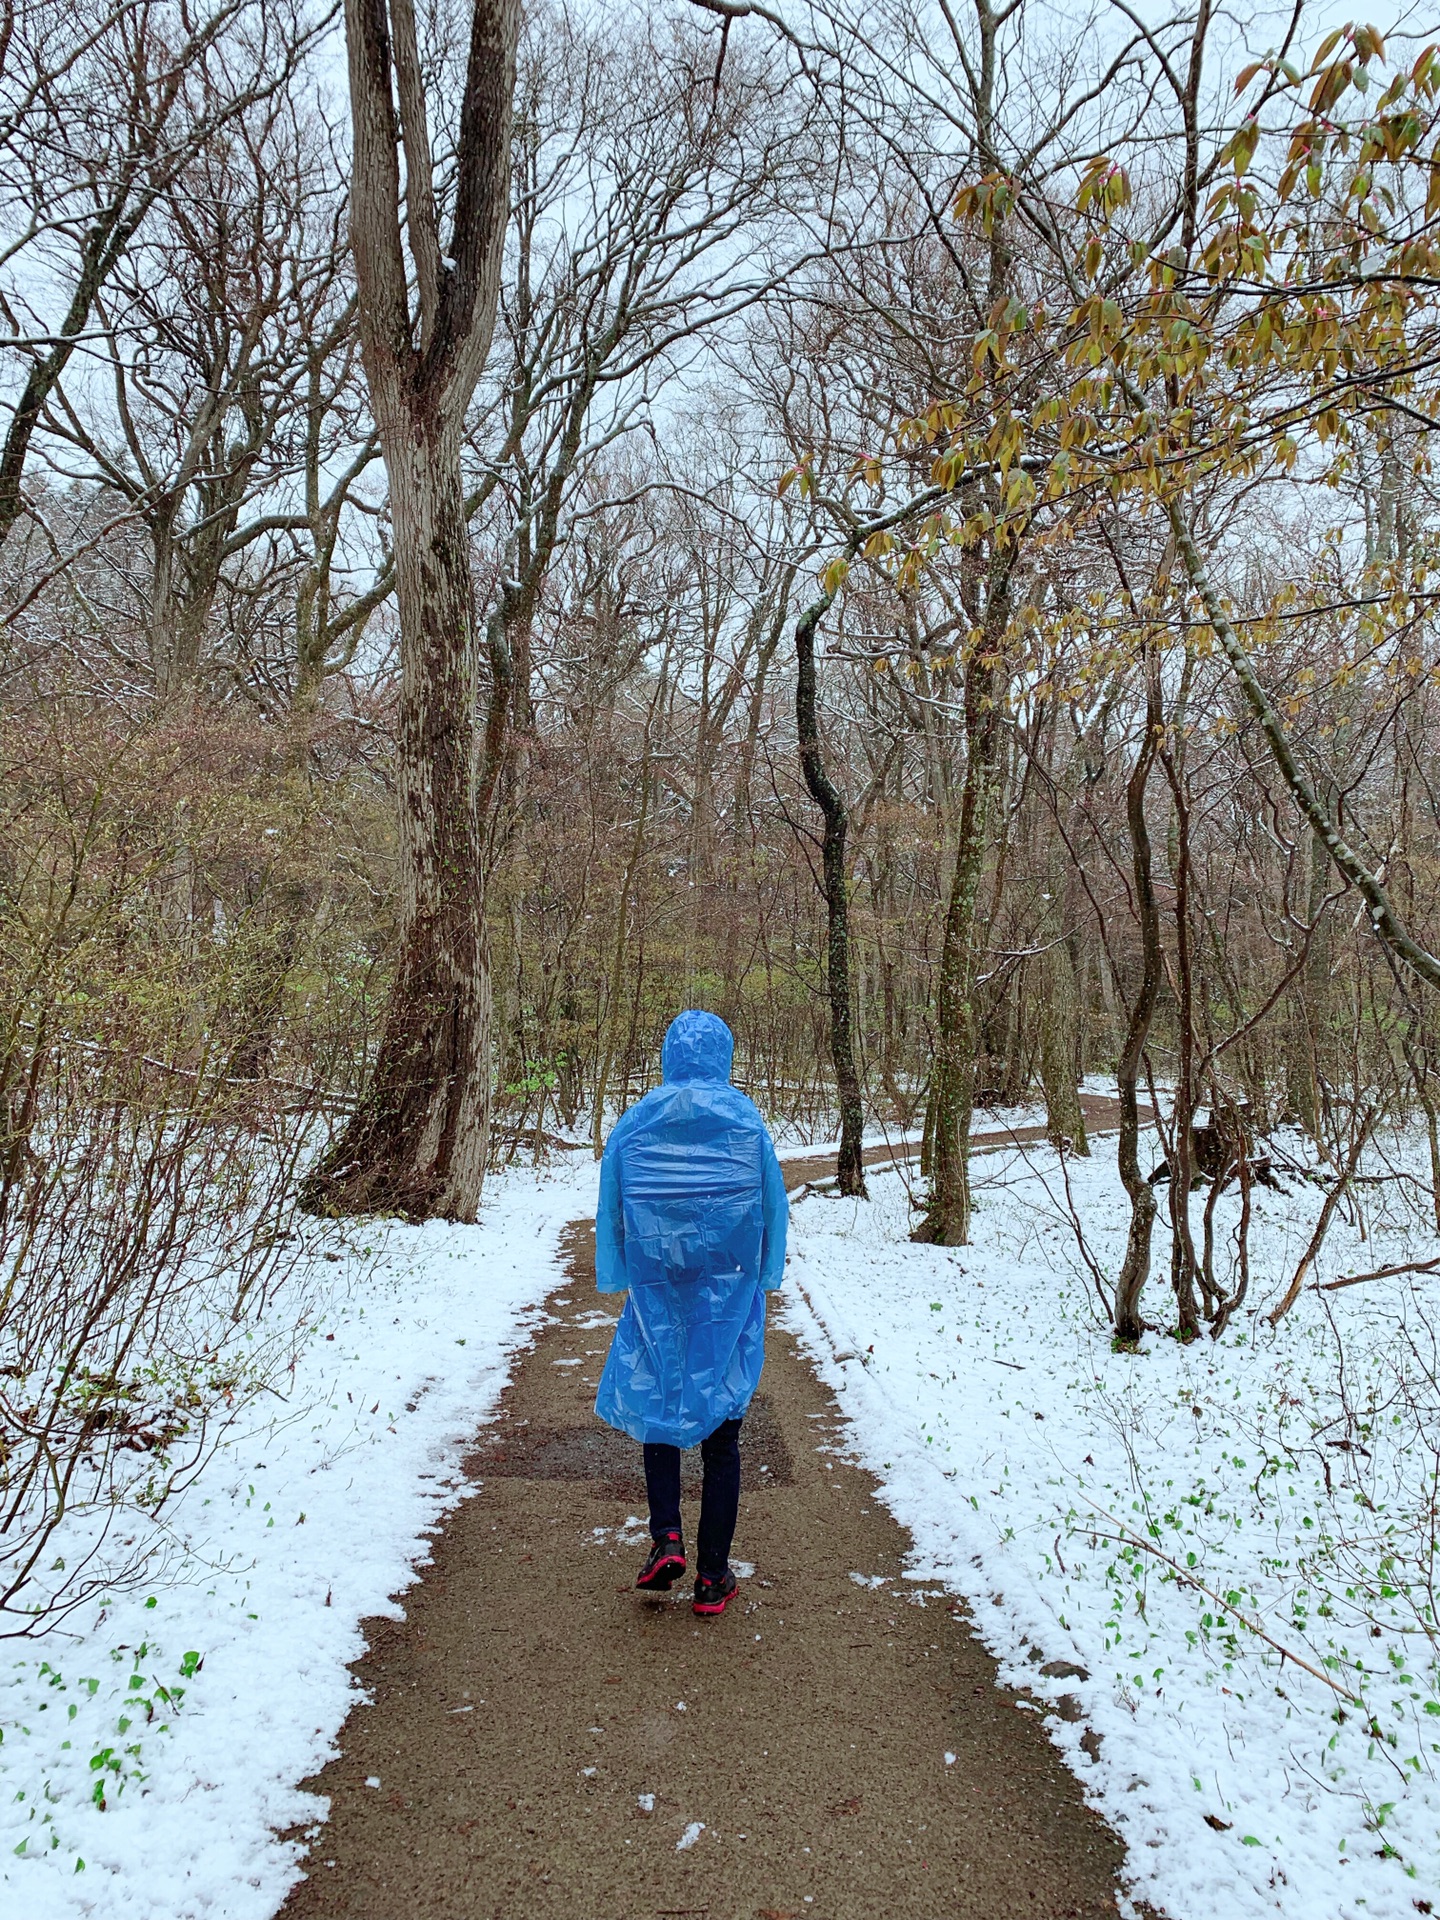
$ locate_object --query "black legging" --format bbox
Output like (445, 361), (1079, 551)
(643, 1417), (742, 1578)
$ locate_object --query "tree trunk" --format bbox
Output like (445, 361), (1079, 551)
(795, 588), (866, 1197)
(720, 582), (789, 1027)
(913, 557), (1012, 1245)
(228, 875), (310, 1082)
(149, 502), (230, 705)
(1161, 727), (1204, 1336)
(301, 0), (520, 1221)
(304, 436), (492, 1217)
(1113, 647), (1164, 1343)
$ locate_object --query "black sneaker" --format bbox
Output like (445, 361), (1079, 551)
(636, 1532), (686, 1591)
(692, 1567), (738, 1616)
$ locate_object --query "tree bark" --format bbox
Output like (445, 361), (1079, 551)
(1160, 727), (1204, 1335)
(304, 438), (496, 1217)
(1112, 650), (1164, 1344)
(913, 555), (1012, 1245)
(300, 0), (520, 1222)
(794, 587), (866, 1197)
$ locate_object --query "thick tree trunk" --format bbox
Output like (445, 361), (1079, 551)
(303, 428), (491, 1218)
(795, 590), (866, 1197)
(149, 511), (228, 704)
(301, 0), (518, 1221)
(914, 757), (991, 1243)
(912, 0), (1015, 1245)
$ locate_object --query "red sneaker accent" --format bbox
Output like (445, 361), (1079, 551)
(692, 1568), (738, 1616)
(636, 1535), (687, 1591)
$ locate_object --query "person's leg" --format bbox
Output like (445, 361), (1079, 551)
(696, 1417), (742, 1577)
(643, 1442), (682, 1543)
(637, 1441), (686, 1590)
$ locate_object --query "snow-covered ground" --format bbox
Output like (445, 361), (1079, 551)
(0, 1162), (594, 1919)
(8, 1113), (1439, 1920)
(785, 1128), (1440, 1920)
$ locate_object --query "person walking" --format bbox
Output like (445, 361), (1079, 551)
(593, 1009), (788, 1616)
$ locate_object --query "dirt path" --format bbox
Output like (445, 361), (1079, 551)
(780, 1093), (1149, 1193)
(279, 1103), (1143, 1919)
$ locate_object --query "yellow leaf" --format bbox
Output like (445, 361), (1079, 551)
(1353, 24), (1384, 62)
(1309, 60), (1353, 113)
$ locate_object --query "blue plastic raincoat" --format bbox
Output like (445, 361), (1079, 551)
(593, 1010), (788, 1448)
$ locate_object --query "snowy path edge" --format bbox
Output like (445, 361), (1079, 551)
(0, 1166), (596, 1920)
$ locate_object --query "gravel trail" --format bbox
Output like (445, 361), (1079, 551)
(279, 1104), (1144, 1919)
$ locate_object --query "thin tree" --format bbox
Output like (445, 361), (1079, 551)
(793, 566), (867, 1196)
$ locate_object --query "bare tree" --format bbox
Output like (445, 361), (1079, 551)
(0, 0), (320, 552)
(300, 0), (520, 1221)
(33, 79), (355, 706)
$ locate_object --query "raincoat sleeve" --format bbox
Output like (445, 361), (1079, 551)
(595, 1135), (627, 1293)
(757, 1131), (788, 1291)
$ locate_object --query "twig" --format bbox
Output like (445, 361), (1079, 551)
(1320, 1255), (1440, 1293)
(1078, 1498), (1365, 1706)
(1266, 1112), (1374, 1327)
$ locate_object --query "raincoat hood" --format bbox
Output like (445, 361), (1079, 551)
(660, 1009), (734, 1085)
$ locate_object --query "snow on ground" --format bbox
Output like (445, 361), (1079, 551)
(0, 1161), (594, 1920)
(784, 1129), (1440, 1920)
(10, 1106), (1437, 1920)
